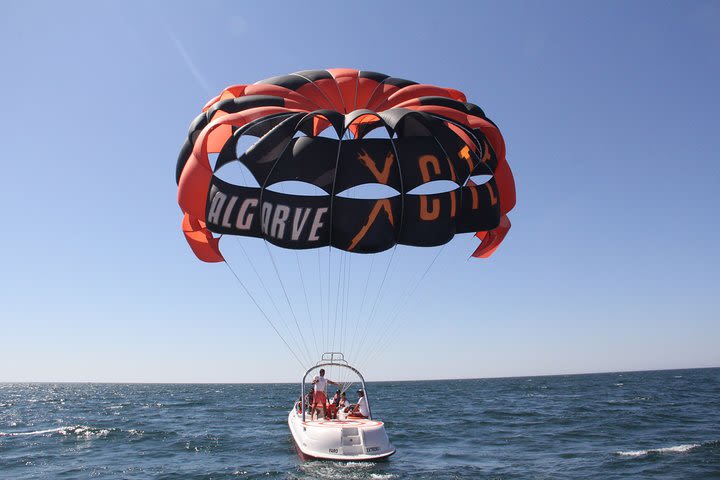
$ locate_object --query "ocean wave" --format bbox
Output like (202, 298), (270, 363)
(606, 396), (652, 405)
(0, 427), (67, 437)
(0, 425), (112, 438)
(615, 443), (701, 457)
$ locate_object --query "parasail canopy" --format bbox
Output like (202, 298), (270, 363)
(176, 69), (515, 262)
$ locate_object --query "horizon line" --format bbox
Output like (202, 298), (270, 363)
(2, 365), (718, 385)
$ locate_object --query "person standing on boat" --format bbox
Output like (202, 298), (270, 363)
(311, 369), (338, 420)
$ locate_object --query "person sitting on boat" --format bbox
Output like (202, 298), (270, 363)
(347, 389), (369, 419)
(311, 369), (338, 420)
(326, 389), (341, 419)
(303, 390), (314, 415)
(338, 392), (347, 409)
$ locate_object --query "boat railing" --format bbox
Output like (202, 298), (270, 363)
(301, 352), (372, 422)
(318, 352), (348, 365)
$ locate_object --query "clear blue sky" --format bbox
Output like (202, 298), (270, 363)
(1, 1), (718, 383)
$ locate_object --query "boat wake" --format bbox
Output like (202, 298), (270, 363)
(297, 460), (397, 479)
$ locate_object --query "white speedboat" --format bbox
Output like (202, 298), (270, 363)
(288, 352), (395, 461)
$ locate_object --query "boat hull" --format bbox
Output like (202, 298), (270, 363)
(288, 409), (395, 461)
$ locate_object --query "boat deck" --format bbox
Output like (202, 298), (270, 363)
(300, 417), (385, 428)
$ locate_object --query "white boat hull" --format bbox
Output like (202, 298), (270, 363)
(288, 406), (395, 461)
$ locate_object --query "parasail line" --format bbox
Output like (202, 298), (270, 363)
(325, 123), (345, 353)
(350, 126), (408, 364)
(350, 245), (397, 364)
(347, 123), (404, 365)
(326, 247), (332, 353)
(332, 248), (346, 356)
(340, 249), (352, 359)
(295, 251), (319, 356)
(361, 244), (446, 372)
(263, 240), (314, 366)
(278, 178), (319, 359)
(233, 238), (310, 366)
(346, 254), (375, 364)
(317, 248), (325, 354)
(250, 111), (318, 366)
(341, 250), (352, 359)
(362, 246), (445, 370)
(223, 261), (306, 369)
(331, 251), (341, 354)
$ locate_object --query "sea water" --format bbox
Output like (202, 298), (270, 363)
(1, 368), (719, 479)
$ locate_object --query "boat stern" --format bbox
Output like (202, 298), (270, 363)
(288, 409), (395, 461)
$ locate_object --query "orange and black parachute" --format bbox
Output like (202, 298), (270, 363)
(176, 69), (515, 262)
